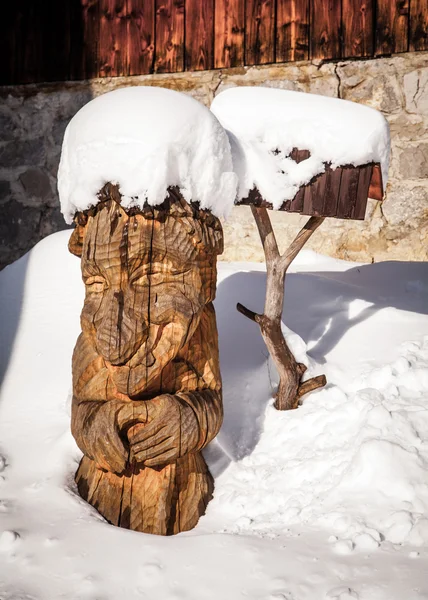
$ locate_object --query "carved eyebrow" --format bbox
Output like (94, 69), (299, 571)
(81, 258), (110, 279)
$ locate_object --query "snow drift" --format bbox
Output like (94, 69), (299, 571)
(1, 233), (427, 599)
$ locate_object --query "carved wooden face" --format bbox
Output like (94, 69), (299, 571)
(70, 200), (220, 397)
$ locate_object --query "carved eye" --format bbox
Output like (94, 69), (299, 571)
(85, 276), (107, 294)
(131, 274), (149, 288)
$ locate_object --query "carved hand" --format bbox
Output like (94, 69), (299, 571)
(127, 394), (200, 467)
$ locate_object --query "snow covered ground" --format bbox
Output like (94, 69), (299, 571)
(1, 231), (428, 600)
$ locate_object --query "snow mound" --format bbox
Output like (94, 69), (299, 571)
(210, 87), (390, 209)
(1, 234), (428, 599)
(58, 87), (238, 223)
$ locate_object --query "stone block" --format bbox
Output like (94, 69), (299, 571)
(382, 184), (428, 227)
(0, 139), (45, 168)
(404, 69), (428, 115)
(338, 59), (404, 113)
(0, 180), (11, 203)
(0, 200), (42, 269)
(19, 168), (52, 198)
(399, 144), (428, 179)
(0, 112), (17, 142)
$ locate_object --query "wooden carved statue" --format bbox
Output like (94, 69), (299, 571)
(68, 186), (224, 535)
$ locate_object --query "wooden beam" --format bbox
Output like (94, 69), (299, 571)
(342, 0), (374, 58)
(375, 0), (409, 55)
(128, 0), (155, 75)
(311, 0), (341, 60)
(410, 0), (428, 51)
(185, 0), (215, 71)
(245, 0), (276, 65)
(99, 0), (128, 77)
(214, 0), (245, 68)
(154, 0), (184, 73)
(276, 0), (309, 62)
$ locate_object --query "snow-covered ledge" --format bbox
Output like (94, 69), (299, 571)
(0, 51), (427, 267)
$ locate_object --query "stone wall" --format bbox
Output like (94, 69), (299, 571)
(1, 52), (427, 268)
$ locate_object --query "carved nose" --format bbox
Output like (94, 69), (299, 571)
(96, 288), (146, 365)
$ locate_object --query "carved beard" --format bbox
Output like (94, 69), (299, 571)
(78, 200), (214, 398)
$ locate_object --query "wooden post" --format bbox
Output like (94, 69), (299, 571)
(237, 206), (326, 410)
(69, 186), (224, 535)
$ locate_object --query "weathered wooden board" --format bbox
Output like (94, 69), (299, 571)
(185, 0), (215, 71)
(214, 0), (245, 68)
(342, 0), (374, 57)
(375, 0), (409, 55)
(237, 150), (382, 220)
(154, 0), (185, 72)
(311, 0), (341, 59)
(128, 0), (155, 75)
(409, 0), (428, 51)
(246, 0), (276, 65)
(276, 0), (309, 62)
(99, 0), (128, 77)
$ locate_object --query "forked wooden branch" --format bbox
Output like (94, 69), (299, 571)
(238, 206), (327, 410)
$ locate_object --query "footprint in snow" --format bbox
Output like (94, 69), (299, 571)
(326, 587), (359, 599)
(0, 530), (20, 552)
(0, 455), (6, 472)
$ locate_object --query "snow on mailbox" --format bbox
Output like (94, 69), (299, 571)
(211, 87), (390, 411)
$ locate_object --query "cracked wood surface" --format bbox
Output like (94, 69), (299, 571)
(69, 189), (223, 535)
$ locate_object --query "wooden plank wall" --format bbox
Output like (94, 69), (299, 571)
(1, 0), (427, 85)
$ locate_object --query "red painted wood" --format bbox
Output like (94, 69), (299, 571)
(311, 0), (341, 60)
(409, 0), (428, 51)
(154, 0), (184, 73)
(128, 0), (155, 75)
(276, 0), (309, 62)
(342, 0), (374, 58)
(368, 164), (383, 200)
(185, 0), (215, 71)
(375, 0), (409, 55)
(246, 0), (276, 65)
(214, 0), (245, 68)
(99, 0), (128, 77)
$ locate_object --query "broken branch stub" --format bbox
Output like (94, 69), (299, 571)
(237, 207), (327, 410)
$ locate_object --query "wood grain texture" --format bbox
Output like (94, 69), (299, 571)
(311, 0), (341, 59)
(70, 187), (224, 534)
(246, 0), (276, 65)
(410, 0), (428, 51)
(214, 0), (245, 68)
(276, 0), (309, 62)
(128, 0), (155, 74)
(155, 0), (185, 72)
(99, 0), (128, 77)
(342, 0), (374, 57)
(375, 0), (409, 55)
(185, 0), (215, 71)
